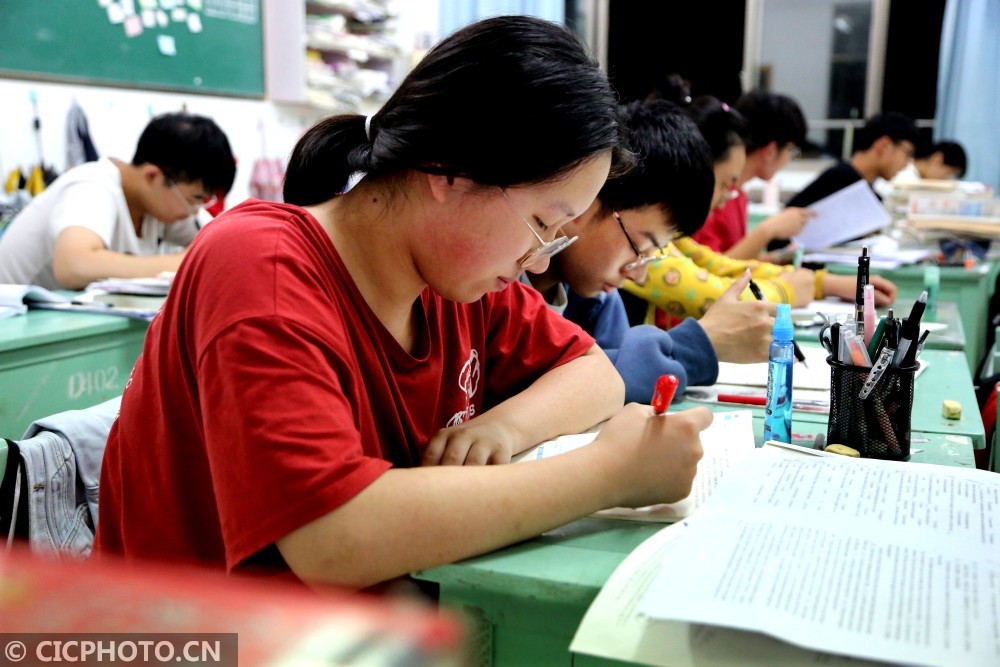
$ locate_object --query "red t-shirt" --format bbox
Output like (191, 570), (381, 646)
(691, 190), (748, 253)
(96, 200), (594, 573)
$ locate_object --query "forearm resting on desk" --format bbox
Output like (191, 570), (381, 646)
(422, 344), (624, 465)
(54, 228), (186, 288)
(278, 403), (710, 590)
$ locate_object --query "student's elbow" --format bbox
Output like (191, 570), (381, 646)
(52, 256), (93, 290)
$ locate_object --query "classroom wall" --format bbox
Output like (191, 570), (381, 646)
(0, 80), (322, 208)
(0, 0), (441, 209)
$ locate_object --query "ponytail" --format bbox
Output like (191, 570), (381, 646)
(283, 114), (375, 205)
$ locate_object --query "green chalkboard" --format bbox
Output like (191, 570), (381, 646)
(0, 1), (263, 97)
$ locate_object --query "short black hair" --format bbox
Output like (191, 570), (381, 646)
(685, 96), (749, 163)
(132, 112), (235, 195)
(598, 99), (714, 237)
(917, 139), (968, 177)
(853, 112), (919, 152)
(283, 16), (631, 205)
(734, 90), (807, 154)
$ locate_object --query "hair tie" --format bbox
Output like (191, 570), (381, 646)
(364, 115), (373, 141)
(721, 102), (730, 112)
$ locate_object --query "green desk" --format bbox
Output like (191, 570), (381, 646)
(0, 311), (148, 438)
(828, 262), (996, 373)
(414, 429), (975, 667)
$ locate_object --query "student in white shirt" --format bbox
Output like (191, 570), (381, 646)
(0, 113), (235, 290)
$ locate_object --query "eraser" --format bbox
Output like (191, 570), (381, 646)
(825, 443), (861, 458)
(942, 400), (962, 420)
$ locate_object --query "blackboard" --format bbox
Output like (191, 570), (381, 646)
(0, 0), (264, 97)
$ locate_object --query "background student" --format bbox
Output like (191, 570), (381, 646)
(620, 96), (896, 331)
(784, 111), (919, 210)
(0, 112), (235, 290)
(96, 16), (711, 591)
(894, 139), (968, 181)
(693, 90), (816, 261)
(523, 99), (775, 403)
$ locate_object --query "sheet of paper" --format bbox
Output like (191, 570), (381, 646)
(715, 345), (832, 390)
(639, 455), (1000, 667)
(792, 180), (891, 251)
(595, 411), (756, 522)
(571, 521), (886, 667)
(515, 411), (757, 522)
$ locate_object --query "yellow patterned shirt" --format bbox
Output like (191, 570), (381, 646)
(622, 236), (826, 329)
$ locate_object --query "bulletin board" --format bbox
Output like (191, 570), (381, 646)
(0, 0), (264, 97)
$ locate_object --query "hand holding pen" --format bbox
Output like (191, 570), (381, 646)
(652, 374), (679, 414)
(748, 279), (808, 367)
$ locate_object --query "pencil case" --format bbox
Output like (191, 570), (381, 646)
(826, 356), (918, 461)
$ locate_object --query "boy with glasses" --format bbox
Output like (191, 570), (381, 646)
(0, 112), (234, 290)
(522, 99), (776, 403)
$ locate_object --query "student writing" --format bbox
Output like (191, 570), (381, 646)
(0, 113), (235, 290)
(621, 97), (897, 331)
(95, 16), (712, 590)
(522, 99), (775, 404)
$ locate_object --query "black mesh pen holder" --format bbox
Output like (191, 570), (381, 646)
(826, 356), (918, 460)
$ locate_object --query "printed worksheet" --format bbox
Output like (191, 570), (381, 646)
(638, 455), (1000, 667)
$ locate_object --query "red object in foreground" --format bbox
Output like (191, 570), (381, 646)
(652, 374), (680, 414)
(0, 547), (465, 666)
(716, 393), (767, 406)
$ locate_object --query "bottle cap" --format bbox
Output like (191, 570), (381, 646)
(773, 303), (794, 342)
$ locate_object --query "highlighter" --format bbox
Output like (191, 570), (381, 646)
(863, 284), (876, 347)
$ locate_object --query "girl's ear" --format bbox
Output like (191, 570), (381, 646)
(425, 172), (454, 204)
(425, 172), (473, 204)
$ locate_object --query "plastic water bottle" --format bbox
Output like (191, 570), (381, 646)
(763, 303), (794, 443)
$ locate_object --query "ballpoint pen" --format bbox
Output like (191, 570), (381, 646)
(652, 374), (679, 415)
(855, 246), (869, 340)
(748, 279), (807, 367)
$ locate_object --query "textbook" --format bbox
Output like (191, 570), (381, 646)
(573, 452), (1000, 667)
(0, 283), (70, 318)
(514, 410), (756, 522)
(0, 283), (157, 321)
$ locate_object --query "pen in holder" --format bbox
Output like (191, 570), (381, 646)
(826, 356), (918, 461)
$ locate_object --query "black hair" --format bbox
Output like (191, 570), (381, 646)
(598, 99), (714, 237)
(917, 139), (968, 177)
(646, 72), (692, 106)
(853, 112), (919, 152)
(685, 96), (749, 164)
(283, 15), (631, 206)
(734, 89), (807, 154)
(132, 112), (235, 195)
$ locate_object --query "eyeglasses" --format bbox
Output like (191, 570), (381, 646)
(787, 144), (802, 160)
(499, 188), (578, 270)
(166, 177), (217, 215)
(613, 210), (665, 272)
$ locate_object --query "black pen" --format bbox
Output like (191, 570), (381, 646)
(855, 246), (869, 340)
(749, 279), (807, 366)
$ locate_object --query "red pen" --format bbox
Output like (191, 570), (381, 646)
(716, 393), (767, 406)
(652, 374), (680, 414)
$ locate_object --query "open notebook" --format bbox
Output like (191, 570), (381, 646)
(513, 410), (756, 522)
